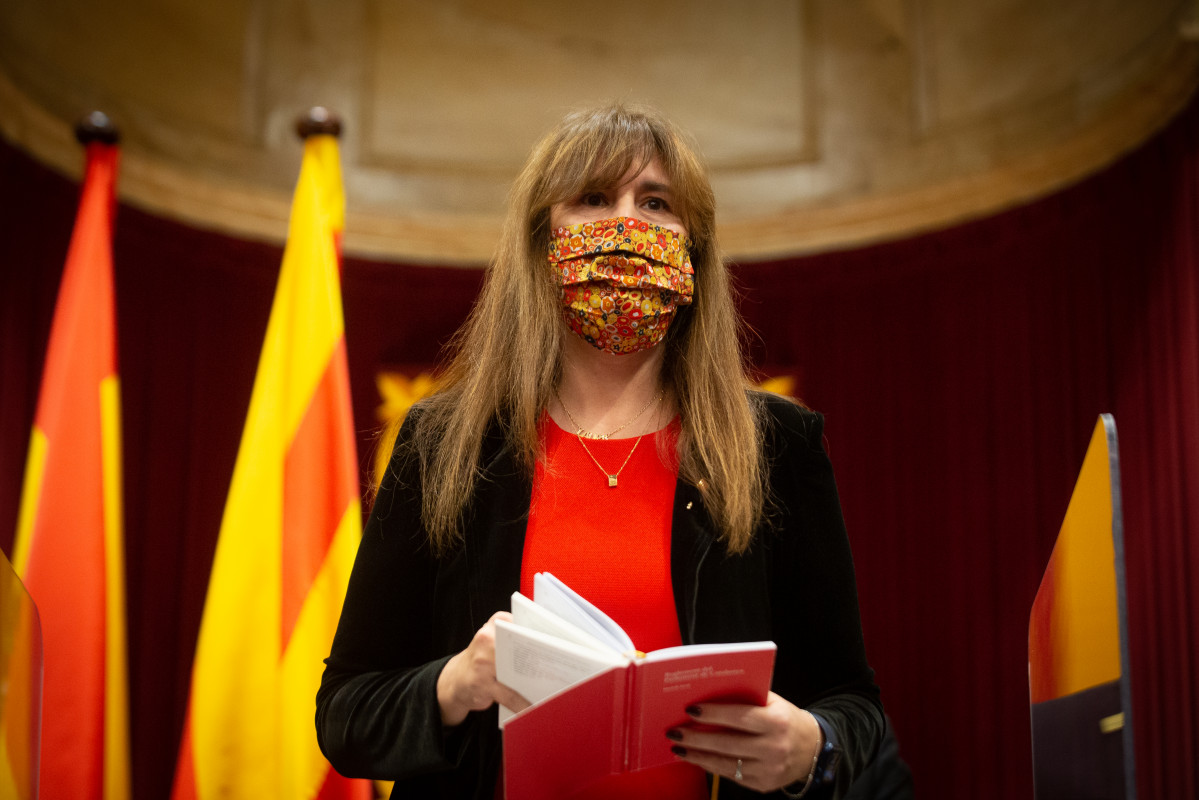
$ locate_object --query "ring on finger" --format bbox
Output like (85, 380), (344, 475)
(734, 758), (743, 782)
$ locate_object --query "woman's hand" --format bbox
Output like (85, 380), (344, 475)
(436, 611), (530, 727)
(667, 692), (823, 793)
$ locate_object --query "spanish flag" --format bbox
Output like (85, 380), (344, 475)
(171, 129), (370, 799)
(11, 135), (129, 798)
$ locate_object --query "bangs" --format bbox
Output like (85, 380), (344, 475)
(568, 133), (658, 200)
(541, 115), (660, 206)
(517, 104), (714, 248)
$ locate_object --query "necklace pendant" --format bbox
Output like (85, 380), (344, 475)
(607, 475), (618, 488)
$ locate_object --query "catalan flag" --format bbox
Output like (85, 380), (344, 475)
(171, 128), (370, 799)
(11, 132), (129, 799)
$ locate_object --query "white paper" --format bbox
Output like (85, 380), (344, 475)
(495, 619), (625, 725)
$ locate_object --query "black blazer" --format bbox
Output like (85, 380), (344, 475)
(316, 394), (883, 799)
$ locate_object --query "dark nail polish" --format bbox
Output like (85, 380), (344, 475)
(685, 705), (702, 717)
(671, 745), (687, 757)
(666, 728), (683, 741)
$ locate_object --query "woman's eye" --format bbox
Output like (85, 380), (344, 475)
(644, 197), (669, 212)
(582, 192), (606, 207)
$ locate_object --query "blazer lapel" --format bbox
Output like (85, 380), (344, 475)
(670, 479), (717, 645)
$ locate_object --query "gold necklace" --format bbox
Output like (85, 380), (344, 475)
(554, 388), (663, 440)
(575, 433), (645, 488)
(553, 388), (663, 487)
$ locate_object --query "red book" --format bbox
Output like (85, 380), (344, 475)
(495, 573), (775, 800)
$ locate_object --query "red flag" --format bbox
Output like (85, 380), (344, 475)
(12, 139), (130, 798)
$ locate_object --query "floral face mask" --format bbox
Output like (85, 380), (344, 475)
(547, 217), (694, 355)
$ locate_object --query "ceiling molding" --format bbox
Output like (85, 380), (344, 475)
(1, 1), (1196, 266)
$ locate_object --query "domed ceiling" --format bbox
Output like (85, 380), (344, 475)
(1, 0), (1196, 264)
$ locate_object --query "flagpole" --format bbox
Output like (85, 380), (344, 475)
(75, 110), (121, 146)
(296, 106), (342, 139)
(294, 106), (347, 275)
(78, 108), (131, 800)
(289, 104), (370, 800)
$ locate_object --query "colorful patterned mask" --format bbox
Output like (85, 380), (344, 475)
(548, 217), (694, 355)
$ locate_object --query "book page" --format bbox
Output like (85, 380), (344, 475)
(511, 592), (617, 655)
(532, 572), (635, 654)
(495, 619), (625, 725)
(640, 640), (776, 662)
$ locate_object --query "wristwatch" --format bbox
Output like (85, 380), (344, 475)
(780, 715), (842, 798)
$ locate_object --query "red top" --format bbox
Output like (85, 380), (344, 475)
(514, 414), (708, 800)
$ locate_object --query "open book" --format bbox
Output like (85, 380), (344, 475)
(495, 572), (776, 800)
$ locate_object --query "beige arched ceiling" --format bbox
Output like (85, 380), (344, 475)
(1, 0), (1197, 265)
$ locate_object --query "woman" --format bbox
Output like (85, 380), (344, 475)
(316, 104), (883, 799)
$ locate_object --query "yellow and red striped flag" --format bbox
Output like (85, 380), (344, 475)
(170, 126), (370, 800)
(11, 129), (129, 799)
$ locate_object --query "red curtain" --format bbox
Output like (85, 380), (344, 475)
(2, 92), (1197, 799)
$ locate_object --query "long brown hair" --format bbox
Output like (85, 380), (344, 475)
(408, 103), (765, 554)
